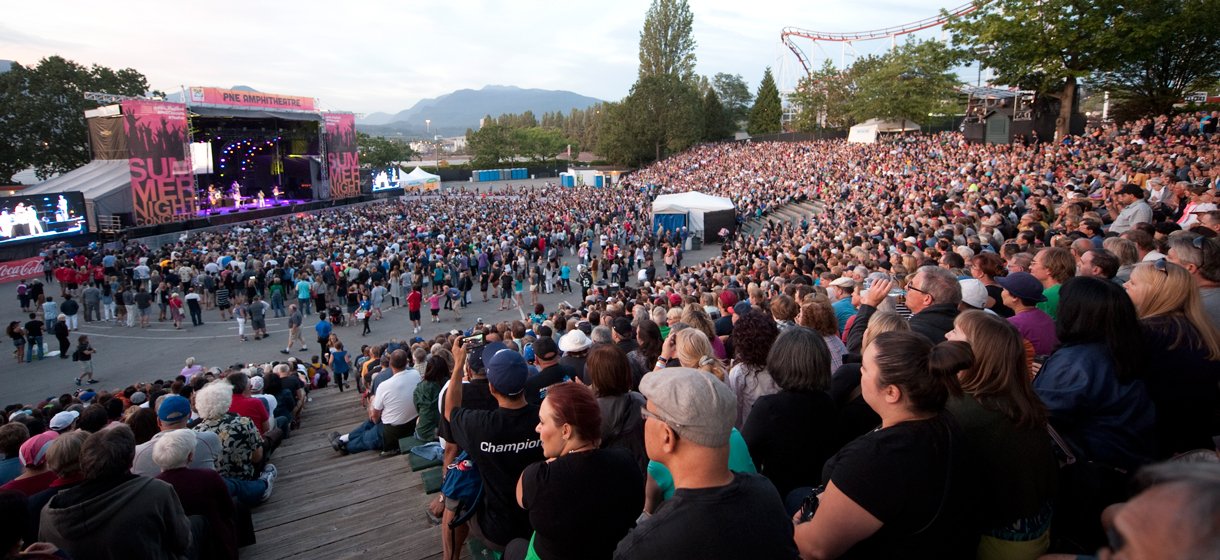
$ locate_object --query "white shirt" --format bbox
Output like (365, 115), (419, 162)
(372, 368), (422, 425)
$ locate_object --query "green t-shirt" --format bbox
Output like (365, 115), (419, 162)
(647, 427), (757, 501)
(1036, 283), (1061, 322)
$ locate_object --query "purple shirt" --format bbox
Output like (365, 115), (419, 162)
(1008, 308), (1059, 355)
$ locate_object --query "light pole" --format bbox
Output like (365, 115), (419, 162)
(435, 132), (441, 170)
(426, 119), (430, 133)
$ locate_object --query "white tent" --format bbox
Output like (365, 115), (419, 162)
(848, 118), (923, 143)
(651, 192), (735, 243)
(402, 167), (441, 192)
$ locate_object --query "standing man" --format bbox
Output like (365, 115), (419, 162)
(81, 283), (101, 323)
(295, 274), (313, 317)
(24, 313), (44, 362)
(184, 288), (203, 326)
(134, 285), (153, 329)
(123, 287), (137, 328)
(407, 284), (422, 334)
(283, 304), (307, 354)
(315, 314), (333, 360)
(248, 295), (270, 340)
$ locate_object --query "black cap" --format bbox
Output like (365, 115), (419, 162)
(612, 316), (634, 337)
(1115, 183), (1145, 198)
(533, 337), (559, 361)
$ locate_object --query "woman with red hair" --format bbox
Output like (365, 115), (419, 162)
(507, 382), (643, 560)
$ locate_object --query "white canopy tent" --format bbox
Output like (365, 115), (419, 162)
(651, 192), (736, 245)
(848, 118), (923, 143)
(402, 167), (441, 192)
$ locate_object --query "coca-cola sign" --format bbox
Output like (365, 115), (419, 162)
(0, 257), (43, 284)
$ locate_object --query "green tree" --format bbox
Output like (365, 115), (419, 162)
(511, 127), (572, 164)
(356, 132), (417, 169)
(788, 60), (858, 132)
(638, 0), (697, 81)
(849, 38), (965, 126)
(466, 122), (512, 167)
(1096, 0), (1220, 118)
(748, 67), (782, 135)
(712, 72), (752, 130)
(597, 101), (652, 167)
(945, 0), (1124, 140)
(702, 88), (730, 141)
(0, 56), (155, 184)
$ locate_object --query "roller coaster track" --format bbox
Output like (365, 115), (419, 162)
(781, 1), (983, 76)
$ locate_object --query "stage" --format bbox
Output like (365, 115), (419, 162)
(188, 198), (311, 218)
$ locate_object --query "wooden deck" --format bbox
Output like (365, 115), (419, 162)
(241, 386), (451, 560)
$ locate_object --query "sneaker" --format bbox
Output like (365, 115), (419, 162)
(259, 464), (277, 501)
(378, 449), (401, 458)
(299, 347), (309, 352)
(75, 378), (81, 386)
(329, 432), (343, 452)
(280, 349), (290, 355)
(87, 379), (98, 384)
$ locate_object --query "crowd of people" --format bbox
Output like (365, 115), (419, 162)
(5, 111), (1220, 559)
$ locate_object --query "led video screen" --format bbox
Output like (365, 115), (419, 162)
(0, 192), (87, 245)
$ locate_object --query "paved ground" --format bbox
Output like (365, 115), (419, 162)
(1, 242), (721, 405)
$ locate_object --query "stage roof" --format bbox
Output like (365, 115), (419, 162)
(189, 106), (323, 122)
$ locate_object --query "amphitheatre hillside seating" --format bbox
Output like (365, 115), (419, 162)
(241, 386), (457, 560)
(738, 199), (824, 237)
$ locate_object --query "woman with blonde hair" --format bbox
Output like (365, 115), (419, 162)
(945, 310), (1057, 560)
(656, 327), (728, 381)
(680, 303), (726, 359)
(1124, 258), (1220, 457)
(832, 311), (910, 447)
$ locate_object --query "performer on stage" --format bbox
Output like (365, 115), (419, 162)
(0, 210), (12, 238)
(230, 181), (243, 207)
(257, 190), (266, 208)
(55, 196), (69, 222)
(272, 186), (282, 204)
(208, 186), (221, 209)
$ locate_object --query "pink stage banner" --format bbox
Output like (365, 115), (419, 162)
(189, 87), (315, 111)
(324, 113), (360, 199)
(0, 257), (43, 284)
(122, 100), (194, 226)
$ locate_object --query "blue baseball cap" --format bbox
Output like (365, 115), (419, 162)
(995, 272), (1048, 303)
(157, 396), (192, 423)
(485, 343), (528, 396)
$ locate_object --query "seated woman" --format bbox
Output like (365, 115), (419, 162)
(793, 331), (979, 560)
(0, 432), (58, 497)
(945, 311), (1059, 560)
(1033, 277), (1156, 472)
(1124, 256), (1220, 458)
(192, 380), (271, 508)
(587, 344), (647, 474)
(741, 326), (838, 500)
(830, 311), (908, 448)
(506, 382), (643, 560)
(153, 429), (238, 560)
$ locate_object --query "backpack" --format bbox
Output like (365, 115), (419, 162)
(440, 452), (483, 528)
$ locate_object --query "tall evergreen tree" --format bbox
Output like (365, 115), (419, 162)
(638, 0), (697, 81)
(748, 67), (782, 135)
(703, 88), (730, 141)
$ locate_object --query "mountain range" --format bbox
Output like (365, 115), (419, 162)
(357, 85), (602, 137)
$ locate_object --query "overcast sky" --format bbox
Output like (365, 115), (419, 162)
(2, 0), (960, 114)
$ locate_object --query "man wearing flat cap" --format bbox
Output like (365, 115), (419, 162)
(614, 368), (799, 559)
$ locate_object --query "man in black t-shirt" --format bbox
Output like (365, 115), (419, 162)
(24, 313), (45, 362)
(521, 338), (575, 406)
(614, 368), (799, 560)
(443, 341), (543, 555)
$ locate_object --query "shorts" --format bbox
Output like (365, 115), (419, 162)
(253, 319), (266, 330)
(218, 304), (230, 310)
(81, 360), (93, 373)
(12, 338), (23, 347)
(410, 309), (421, 321)
(430, 308), (439, 317)
(500, 289), (512, 298)
(347, 304), (358, 313)
(529, 284), (537, 292)
(138, 307), (151, 317)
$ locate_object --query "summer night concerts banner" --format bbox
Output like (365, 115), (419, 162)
(122, 100), (194, 226)
(189, 87), (316, 111)
(325, 113), (360, 199)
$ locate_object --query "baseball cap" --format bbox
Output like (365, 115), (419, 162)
(19, 432), (58, 467)
(718, 290), (738, 309)
(485, 346), (528, 396)
(533, 337), (559, 361)
(995, 272), (1048, 303)
(157, 396), (192, 423)
(733, 301), (752, 316)
(250, 376), (265, 392)
(49, 410), (79, 432)
(958, 278), (988, 309)
(639, 368), (737, 448)
(612, 316), (633, 338)
(130, 392), (148, 405)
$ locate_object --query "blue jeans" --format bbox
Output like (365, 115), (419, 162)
(223, 477), (267, 508)
(271, 293), (285, 317)
(343, 420), (383, 454)
(25, 337), (43, 361)
(298, 298), (311, 316)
